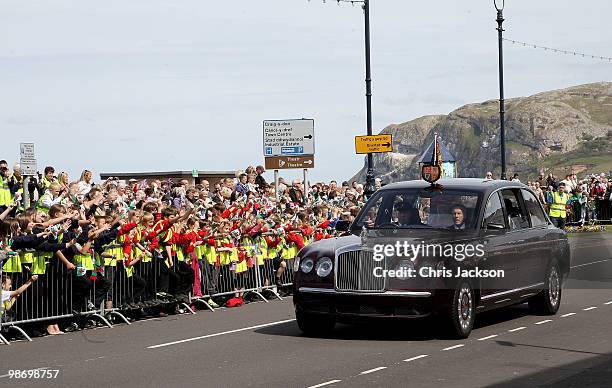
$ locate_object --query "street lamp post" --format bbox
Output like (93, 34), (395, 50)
(320, 0), (376, 194)
(363, 0), (375, 196)
(494, 0), (506, 180)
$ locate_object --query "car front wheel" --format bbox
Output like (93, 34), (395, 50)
(443, 280), (475, 339)
(529, 261), (562, 315)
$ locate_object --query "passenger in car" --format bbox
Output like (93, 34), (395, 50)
(448, 205), (467, 230)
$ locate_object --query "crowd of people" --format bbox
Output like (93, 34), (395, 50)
(488, 171), (612, 228)
(1, 160), (367, 337)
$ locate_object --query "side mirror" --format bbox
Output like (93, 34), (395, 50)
(335, 220), (351, 232)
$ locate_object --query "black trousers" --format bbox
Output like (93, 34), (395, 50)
(154, 253), (180, 295)
(551, 216), (566, 229)
(170, 261), (194, 297)
(72, 273), (94, 312)
(114, 266), (147, 304)
(91, 272), (111, 308)
(204, 262), (220, 296)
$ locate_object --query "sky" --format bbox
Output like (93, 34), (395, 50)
(0, 0), (610, 184)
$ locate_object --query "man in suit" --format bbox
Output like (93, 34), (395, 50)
(448, 205), (467, 230)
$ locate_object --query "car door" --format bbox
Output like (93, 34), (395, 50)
(480, 191), (518, 299)
(499, 188), (533, 292)
(518, 189), (550, 290)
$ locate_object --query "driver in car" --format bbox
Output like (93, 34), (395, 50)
(448, 204), (467, 230)
(395, 204), (422, 227)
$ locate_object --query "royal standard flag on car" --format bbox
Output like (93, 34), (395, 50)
(431, 133), (444, 176)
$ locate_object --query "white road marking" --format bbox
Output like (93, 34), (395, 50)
(478, 334), (498, 341)
(583, 307), (597, 311)
(571, 259), (611, 269)
(308, 380), (342, 388)
(534, 319), (553, 325)
(561, 313), (576, 318)
(147, 319), (296, 349)
(442, 344), (465, 351)
(605, 301), (612, 305)
(360, 367), (387, 375)
(403, 355), (429, 362)
(508, 327), (526, 332)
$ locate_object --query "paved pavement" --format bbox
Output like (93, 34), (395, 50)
(1, 232), (611, 388)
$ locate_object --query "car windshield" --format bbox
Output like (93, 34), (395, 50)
(354, 188), (482, 230)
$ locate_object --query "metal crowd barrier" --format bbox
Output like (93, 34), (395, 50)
(566, 198), (612, 225)
(0, 252), (112, 345)
(0, 238), (305, 345)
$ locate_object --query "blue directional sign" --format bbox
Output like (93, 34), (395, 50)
(281, 146), (304, 155)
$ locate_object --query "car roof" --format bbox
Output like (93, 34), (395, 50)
(380, 178), (527, 196)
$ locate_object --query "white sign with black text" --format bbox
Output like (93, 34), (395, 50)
(263, 119), (315, 157)
(19, 143), (37, 175)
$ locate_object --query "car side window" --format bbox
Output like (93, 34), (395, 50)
(521, 189), (548, 227)
(501, 189), (530, 230)
(483, 192), (506, 229)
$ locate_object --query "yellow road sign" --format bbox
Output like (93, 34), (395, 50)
(355, 134), (393, 154)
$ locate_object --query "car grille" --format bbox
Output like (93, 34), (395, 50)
(336, 250), (385, 292)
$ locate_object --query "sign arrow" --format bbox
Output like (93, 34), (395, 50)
(303, 135), (313, 139)
(382, 142), (391, 147)
(304, 160), (313, 165)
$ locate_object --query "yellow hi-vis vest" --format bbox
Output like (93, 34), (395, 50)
(0, 176), (10, 206)
(549, 192), (569, 218)
(74, 252), (94, 272)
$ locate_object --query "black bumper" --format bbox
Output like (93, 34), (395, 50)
(294, 287), (448, 321)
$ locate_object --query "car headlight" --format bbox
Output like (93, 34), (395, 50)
(300, 258), (314, 274)
(315, 257), (333, 277)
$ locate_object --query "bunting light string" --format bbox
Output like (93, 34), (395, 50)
(308, 0), (611, 63)
(503, 38), (612, 62)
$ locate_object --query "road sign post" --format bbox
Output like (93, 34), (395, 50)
(274, 169), (279, 201)
(303, 169), (308, 205)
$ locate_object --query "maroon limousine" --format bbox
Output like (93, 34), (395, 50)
(293, 178), (570, 338)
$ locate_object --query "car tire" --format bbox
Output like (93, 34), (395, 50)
(529, 261), (562, 315)
(296, 310), (335, 336)
(443, 280), (475, 339)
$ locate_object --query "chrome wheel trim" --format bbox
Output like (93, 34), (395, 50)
(548, 267), (560, 308)
(457, 284), (473, 331)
